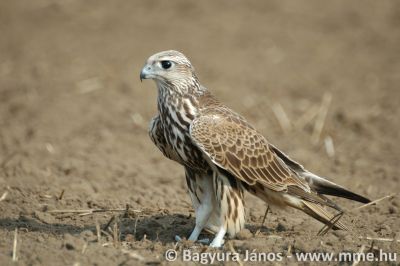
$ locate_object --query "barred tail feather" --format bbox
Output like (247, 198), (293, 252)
(300, 200), (348, 230)
(303, 172), (371, 204)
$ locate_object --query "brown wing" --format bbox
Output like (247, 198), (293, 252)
(190, 114), (310, 192)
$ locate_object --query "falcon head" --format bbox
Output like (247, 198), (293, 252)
(140, 50), (199, 92)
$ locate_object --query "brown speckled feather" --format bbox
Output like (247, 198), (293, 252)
(190, 96), (310, 193)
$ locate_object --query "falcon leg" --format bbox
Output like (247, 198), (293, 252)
(185, 168), (216, 242)
(188, 202), (214, 241)
(210, 171), (245, 248)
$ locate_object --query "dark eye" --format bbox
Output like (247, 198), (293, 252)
(161, 60), (172, 69)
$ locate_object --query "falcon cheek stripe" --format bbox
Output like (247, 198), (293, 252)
(142, 50), (371, 248)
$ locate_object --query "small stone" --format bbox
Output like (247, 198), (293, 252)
(343, 234), (353, 243)
(40, 205), (49, 212)
(332, 230), (348, 239)
(125, 234), (135, 242)
(64, 233), (85, 251)
(383, 224), (391, 233)
(34, 211), (56, 224)
(276, 223), (286, 232)
(293, 239), (307, 252)
(236, 229), (253, 240)
(80, 230), (96, 242)
(37, 235), (45, 243)
(388, 206), (398, 214)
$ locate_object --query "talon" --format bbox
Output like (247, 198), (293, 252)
(209, 239), (224, 248)
(175, 235), (183, 242)
(198, 238), (210, 244)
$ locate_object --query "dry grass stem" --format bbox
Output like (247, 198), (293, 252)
(261, 205), (270, 227)
(81, 243), (88, 254)
(133, 218), (138, 240)
(359, 236), (400, 243)
(352, 245), (365, 266)
(58, 189), (65, 200)
(256, 205), (270, 235)
(324, 135), (335, 157)
(351, 193), (396, 212)
(113, 222), (119, 247)
(78, 77), (102, 94)
(272, 103), (292, 133)
(0, 191), (8, 202)
(227, 242), (243, 266)
(95, 220), (101, 244)
(287, 244), (292, 254)
(103, 215), (116, 232)
(47, 208), (141, 215)
(294, 104), (320, 129)
(12, 228), (18, 261)
(286, 243), (293, 260)
(101, 230), (113, 239)
(45, 143), (55, 154)
(266, 235), (282, 239)
(312, 93), (332, 144)
(131, 113), (145, 127)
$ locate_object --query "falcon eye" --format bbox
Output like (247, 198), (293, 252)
(161, 60), (172, 69)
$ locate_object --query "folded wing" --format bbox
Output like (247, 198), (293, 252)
(189, 114), (310, 193)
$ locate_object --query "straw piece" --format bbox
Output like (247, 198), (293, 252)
(312, 93), (332, 144)
(0, 191), (8, 202)
(351, 194), (396, 212)
(294, 104), (320, 129)
(12, 228), (18, 261)
(352, 245), (365, 266)
(95, 220), (101, 244)
(324, 135), (335, 157)
(58, 189), (65, 200)
(227, 241), (243, 266)
(47, 208), (141, 214)
(255, 205), (270, 235)
(359, 236), (400, 243)
(78, 77), (102, 94)
(272, 103), (292, 133)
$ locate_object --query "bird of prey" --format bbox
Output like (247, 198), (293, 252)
(140, 50), (370, 248)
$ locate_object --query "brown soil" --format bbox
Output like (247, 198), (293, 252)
(0, 1), (399, 265)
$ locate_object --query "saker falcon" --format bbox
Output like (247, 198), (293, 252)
(140, 50), (370, 248)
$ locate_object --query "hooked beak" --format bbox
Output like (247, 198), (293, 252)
(140, 64), (153, 82)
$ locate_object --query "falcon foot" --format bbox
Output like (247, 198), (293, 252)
(198, 238), (210, 244)
(174, 235), (210, 245)
(209, 239), (225, 248)
(209, 227), (226, 248)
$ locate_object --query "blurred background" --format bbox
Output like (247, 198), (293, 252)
(0, 0), (399, 264)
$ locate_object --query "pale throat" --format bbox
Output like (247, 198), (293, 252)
(155, 79), (200, 124)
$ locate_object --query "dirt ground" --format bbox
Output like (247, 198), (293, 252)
(0, 0), (399, 265)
